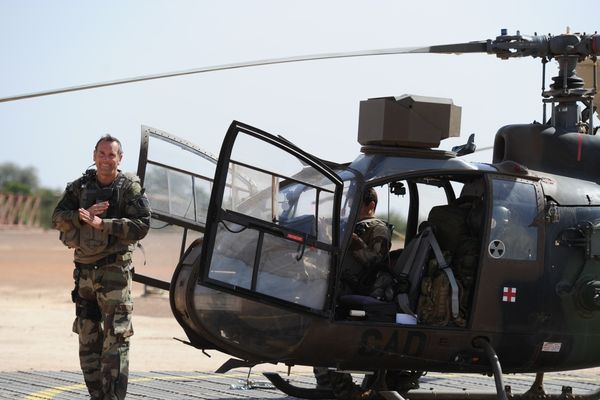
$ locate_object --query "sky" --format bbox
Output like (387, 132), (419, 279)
(0, 0), (598, 191)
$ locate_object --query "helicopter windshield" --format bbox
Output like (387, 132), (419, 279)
(489, 178), (539, 260)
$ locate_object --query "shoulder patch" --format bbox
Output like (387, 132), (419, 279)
(122, 172), (140, 183)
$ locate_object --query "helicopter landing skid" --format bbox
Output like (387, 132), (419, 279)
(265, 341), (599, 400)
(265, 369), (600, 400)
(262, 372), (335, 399)
(403, 338), (600, 400)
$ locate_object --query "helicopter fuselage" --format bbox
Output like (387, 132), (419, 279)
(168, 121), (600, 374)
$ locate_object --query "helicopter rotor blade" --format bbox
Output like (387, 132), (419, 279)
(2, 31), (598, 104)
(0, 43), (489, 104)
(407, 41), (489, 54)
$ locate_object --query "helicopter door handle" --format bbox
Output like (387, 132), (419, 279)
(295, 241), (306, 261)
(285, 232), (307, 261)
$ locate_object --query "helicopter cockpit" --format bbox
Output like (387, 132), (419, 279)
(334, 168), (544, 325)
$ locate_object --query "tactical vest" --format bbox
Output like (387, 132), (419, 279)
(79, 169), (130, 220)
(60, 169), (141, 258)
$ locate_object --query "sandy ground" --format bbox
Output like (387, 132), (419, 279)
(0, 228), (243, 372)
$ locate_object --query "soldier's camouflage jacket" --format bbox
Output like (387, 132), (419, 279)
(52, 169), (151, 264)
(352, 217), (391, 268)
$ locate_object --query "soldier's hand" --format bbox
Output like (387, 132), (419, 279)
(79, 208), (105, 230)
(87, 201), (109, 217)
(350, 233), (365, 251)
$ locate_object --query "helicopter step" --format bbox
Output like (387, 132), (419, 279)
(264, 372), (336, 399)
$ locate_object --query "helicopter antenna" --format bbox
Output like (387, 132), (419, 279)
(542, 58), (548, 124)
(592, 61), (597, 134)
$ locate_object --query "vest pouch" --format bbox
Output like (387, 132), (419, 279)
(368, 270), (397, 302)
(78, 224), (109, 256)
(59, 227), (80, 249)
(417, 269), (451, 326)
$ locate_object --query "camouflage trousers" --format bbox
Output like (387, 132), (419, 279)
(72, 263), (133, 400)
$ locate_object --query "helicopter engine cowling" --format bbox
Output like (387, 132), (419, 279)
(556, 221), (600, 314)
(493, 123), (600, 183)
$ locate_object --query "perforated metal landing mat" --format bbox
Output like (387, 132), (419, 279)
(1, 370), (599, 399)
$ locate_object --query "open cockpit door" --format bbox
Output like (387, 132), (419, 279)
(137, 125), (217, 232)
(198, 121), (343, 314)
(135, 125), (218, 289)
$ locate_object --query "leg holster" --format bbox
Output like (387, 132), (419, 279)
(75, 297), (102, 321)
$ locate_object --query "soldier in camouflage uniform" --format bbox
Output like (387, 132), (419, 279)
(52, 134), (151, 400)
(343, 187), (391, 297)
(350, 188), (390, 273)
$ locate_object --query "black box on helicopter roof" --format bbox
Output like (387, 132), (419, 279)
(357, 95), (461, 148)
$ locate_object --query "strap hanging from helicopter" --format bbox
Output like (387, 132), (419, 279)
(395, 226), (460, 319)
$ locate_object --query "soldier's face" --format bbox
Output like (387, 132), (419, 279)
(93, 140), (122, 182)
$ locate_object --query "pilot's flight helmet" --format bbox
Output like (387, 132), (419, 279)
(491, 205), (511, 229)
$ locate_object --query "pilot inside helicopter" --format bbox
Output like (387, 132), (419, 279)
(340, 187), (392, 299)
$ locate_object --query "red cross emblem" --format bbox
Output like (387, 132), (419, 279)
(502, 287), (517, 303)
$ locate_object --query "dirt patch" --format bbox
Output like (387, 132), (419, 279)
(0, 229), (233, 372)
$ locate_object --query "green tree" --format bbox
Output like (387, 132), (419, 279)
(0, 162), (39, 192)
(2, 180), (32, 194)
(37, 188), (61, 229)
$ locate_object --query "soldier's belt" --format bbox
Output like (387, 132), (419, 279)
(75, 253), (126, 269)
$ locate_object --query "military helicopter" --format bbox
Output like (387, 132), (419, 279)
(3, 29), (600, 400)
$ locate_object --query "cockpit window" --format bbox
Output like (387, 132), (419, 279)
(372, 178), (459, 251)
(222, 156), (336, 241)
(488, 179), (538, 260)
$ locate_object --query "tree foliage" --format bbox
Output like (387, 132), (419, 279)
(0, 162), (39, 193)
(37, 188), (61, 229)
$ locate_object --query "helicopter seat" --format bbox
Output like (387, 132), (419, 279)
(391, 226), (460, 321)
(338, 294), (397, 322)
(390, 225), (435, 315)
(425, 194), (483, 323)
